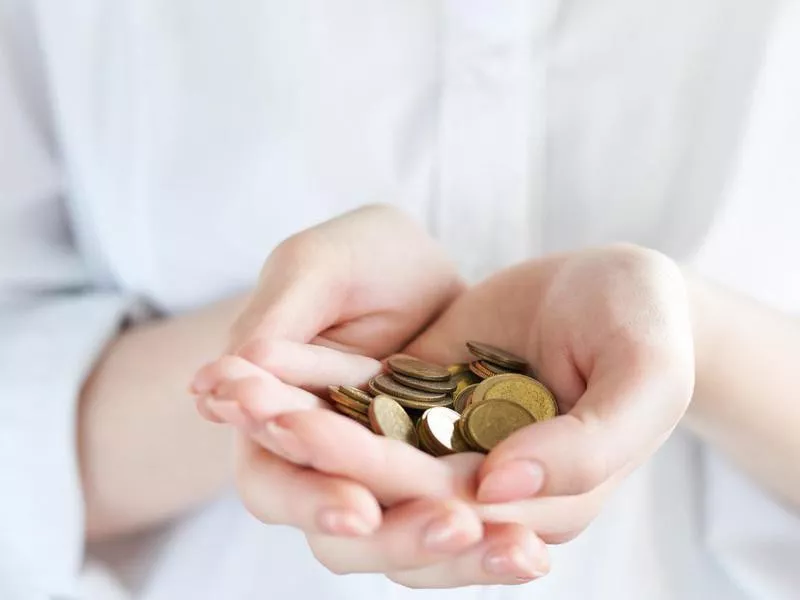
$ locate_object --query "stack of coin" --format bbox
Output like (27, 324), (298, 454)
(368, 355), (456, 410)
(328, 341), (560, 456)
(327, 385), (374, 426)
(465, 341), (529, 380)
(416, 406), (470, 456)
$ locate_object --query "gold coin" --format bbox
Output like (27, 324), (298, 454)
(394, 395), (454, 411)
(416, 419), (434, 455)
(472, 373), (559, 421)
(463, 398), (536, 452)
(451, 369), (481, 397)
(339, 386), (374, 405)
(457, 411), (480, 451)
(387, 355), (450, 382)
(369, 374), (447, 403)
(450, 422), (472, 453)
(420, 407), (462, 456)
(368, 395), (419, 447)
(453, 383), (478, 414)
(391, 371), (457, 394)
(466, 341), (528, 371)
(328, 386), (371, 414)
(447, 363), (471, 375)
(334, 403), (372, 427)
(469, 361), (495, 380)
(478, 360), (517, 376)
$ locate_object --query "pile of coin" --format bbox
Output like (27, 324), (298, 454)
(327, 341), (559, 455)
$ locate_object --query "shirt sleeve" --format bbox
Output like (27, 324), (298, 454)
(0, 25), (136, 600)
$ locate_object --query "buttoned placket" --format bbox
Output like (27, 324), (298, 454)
(434, 0), (560, 284)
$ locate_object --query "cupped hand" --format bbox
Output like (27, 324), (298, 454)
(403, 243), (695, 539)
(190, 205), (550, 586)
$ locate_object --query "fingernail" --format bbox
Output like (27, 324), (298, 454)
(423, 508), (478, 553)
(477, 459), (545, 503)
(206, 397), (252, 430)
(261, 420), (310, 464)
(317, 509), (374, 537)
(483, 542), (549, 579)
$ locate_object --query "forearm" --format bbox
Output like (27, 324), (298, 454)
(79, 294), (249, 540)
(685, 272), (800, 508)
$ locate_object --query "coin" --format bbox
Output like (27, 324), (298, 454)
(472, 373), (559, 421)
(369, 374), (447, 403)
(390, 371), (457, 394)
(387, 355), (450, 382)
(453, 383), (478, 414)
(419, 407), (462, 456)
(457, 411), (478, 450)
(334, 403), (372, 427)
(469, 361), (495, 380)
(478, 360), (516, 376)
(463, 398), (536, 452)
(368, 395), (419, 447)
(450, 423), (472, 453)
(416, 419), (434, 454)
(392, 394), (454, 411)
(451, 369), (481, 397)
(466, 341), (528, 371)
(328, 386), (371, 414)
(339, 386), (374, 405)
(330, 344), (557, 457)
(447, 363), (471, 375)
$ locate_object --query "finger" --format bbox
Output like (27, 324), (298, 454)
(191, 356), (325, 426)
(213, 374), (324, 421)
(388, 523), (550, 588)
(238, 339), (382, 392)
(230, 205), (463, 353)
(258, 409), (465, 504)
(477, 348), (693, 501)
(307, 498), (482, 573)
(229, 236), (345, 348)
(235, 437), (382, 536)
(473, 473), (621, 545)
(191, 355), (271, 395)
(195, 395), (224, 424)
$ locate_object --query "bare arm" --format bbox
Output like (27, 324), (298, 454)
(686, 272), (800, 508)
(79, 294), (249, 540)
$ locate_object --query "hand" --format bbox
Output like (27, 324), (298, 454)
(404, 243), (695, 541)
(191, 205), (551, 587)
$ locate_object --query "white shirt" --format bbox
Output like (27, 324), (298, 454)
(1, 1), (799, 599)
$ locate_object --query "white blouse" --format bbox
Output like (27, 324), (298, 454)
(1, 1), (799, 599)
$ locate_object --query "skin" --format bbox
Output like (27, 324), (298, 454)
(79, 204), (799, 588)
(188, 204), (799, 587)
(79, 295), (248, 539)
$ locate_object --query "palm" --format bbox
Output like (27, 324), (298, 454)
(408, 245), (695, 498)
